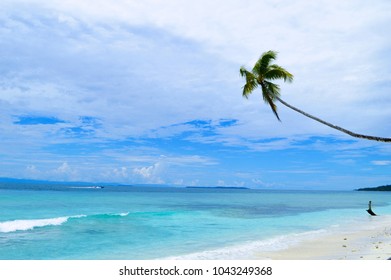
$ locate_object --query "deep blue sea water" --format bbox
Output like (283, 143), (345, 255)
(1, 182), (391, 259)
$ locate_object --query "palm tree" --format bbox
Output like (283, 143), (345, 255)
(240, 50), (391, 142)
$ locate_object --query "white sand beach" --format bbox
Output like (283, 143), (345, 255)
(256, 215), (391, 260)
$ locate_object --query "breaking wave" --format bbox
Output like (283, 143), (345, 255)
(163, 229), (329, 260)
(0, 212), (130, 233)
(0, 215), (85, 233)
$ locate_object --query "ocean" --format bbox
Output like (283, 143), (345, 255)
(1, 182), (390, 260)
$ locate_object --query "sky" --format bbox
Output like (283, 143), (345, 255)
(1, 0), (391, 190)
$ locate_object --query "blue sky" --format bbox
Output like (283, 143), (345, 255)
(1, 0), (391, 189)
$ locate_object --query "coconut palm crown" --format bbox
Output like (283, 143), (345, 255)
(240, 50), (293, 121)
(240, 50), (391, 142)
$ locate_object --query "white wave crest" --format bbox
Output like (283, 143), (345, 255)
(163, 229), (328, 260)
(0, 215), (86, 233)
(104, 212), (129, 217)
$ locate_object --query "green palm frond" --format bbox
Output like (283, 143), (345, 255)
(242, 80), (258, 98)
(264, 81), (281, 98)
(239, 66), (247, 77)
(253, 50), (278, 75)
(265, 64), (293, 82)
(240, 67), (255, 81)
(261, 84), (280, 121)
(263, 81), (281, 120)
(240, 67), (258, 98)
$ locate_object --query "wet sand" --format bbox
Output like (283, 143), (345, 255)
(256, 215), (391, 260)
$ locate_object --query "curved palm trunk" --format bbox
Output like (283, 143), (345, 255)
(275, 96), (391, 143)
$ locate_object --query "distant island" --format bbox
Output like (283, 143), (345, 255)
(186, 186), (250, 190)
(356, 184), (391, 191)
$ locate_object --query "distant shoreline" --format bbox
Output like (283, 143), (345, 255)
(186, 186), (250, 190)
(356, 185), (391, 192)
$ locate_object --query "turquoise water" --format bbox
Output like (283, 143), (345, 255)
(1, 183), (391, 259)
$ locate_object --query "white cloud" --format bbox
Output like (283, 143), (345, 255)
(133, 162), (165, 184)
(21, 162), (81, 182)
(56, 162), (71, 173)
(51, 162), (80, 181)
(112, 167), (129, 178)
(2, 0), (390, 143)
(371, 160), (391, 166)
(25, 165), (40, 179)
(217, 180), (225, 186)
(251, 179), (277, 188)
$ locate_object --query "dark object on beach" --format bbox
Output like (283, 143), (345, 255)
(366, 201), (377, 216)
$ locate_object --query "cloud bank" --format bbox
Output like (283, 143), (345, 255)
(1, 0), (390, 188)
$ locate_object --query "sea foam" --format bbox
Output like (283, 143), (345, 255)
(163, 229), (328, 260)
(0, 215), (86, 233)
